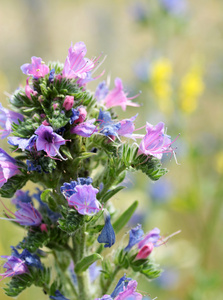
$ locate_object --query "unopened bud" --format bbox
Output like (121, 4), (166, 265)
(135, 242), (154, 260)
(63, 95), (74, 111)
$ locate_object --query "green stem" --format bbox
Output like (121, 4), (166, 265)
(72, 224), (89, 300)
(101, 265), (121, 296)
(52, 250), (78, 298)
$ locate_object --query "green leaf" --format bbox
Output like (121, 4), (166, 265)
(58, 207), (84, 234)
(40, 189), (53, 203)
(75, 253), (103, 274)
(113, 200), (138, 233)
(0, 175), (28, 198)
(101, 186), (125, 203)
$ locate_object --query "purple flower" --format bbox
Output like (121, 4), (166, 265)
(35, 125), (66, 159)
(60, 177), (93, 198)
(138, 122), (173, 159)
(97, 210), (115, 248)
(89, 262), (102, 283)
(117, 114), (138, 139)
(0, 254), (28, 279)
(124, 224), (144, 252)
(62, 42), (96, 80)
(70, 119), (97, 137)
(95, 277), (143, 300)
(138, 227), (161, 249)
(159, 0), (187, 15)
(102, 78), (140, 111)
(0, 247), (42, 280)
(115, 280), (142, 300)
(1, 201), (42, 226)
(50, 290), (70, 300)
(21, 56), (49, 78)
(8, 135), (37, 151)
(67, 184), (100, 216)
(111, 274), (132, 298)
(11, 190), (33, 208)
(0, 103), (24, 139)
(0, 148), (20, 188)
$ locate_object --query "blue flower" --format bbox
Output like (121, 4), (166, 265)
(11, 247), (43, 270)
(50, 290), (70, 300)
(49, 68), (55, 82)
(69, 108), (80, 124)
(124, 224), (144, 252)
(11, 190), (33, 208)
(97, 210), (115, 248)
(26, 160), (41, 172)
(97, 109), (121, 137)
(60, 177), (93, 198)
(110, 274), (131, 298)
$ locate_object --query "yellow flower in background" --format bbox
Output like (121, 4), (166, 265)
(180, 65), (204, 114)
(215, 152), (223, 174)
(151, 58), (172, 82)
(150, 58), (174, 115)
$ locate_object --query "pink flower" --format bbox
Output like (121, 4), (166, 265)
(115, 280), (142, 300)
(21, 56), (49, 78)
(63, 96), (74, 111)
(0, 148), (20, 188)
(135, 242), (154, 260)
(63, 42), (96, 80)
(25, 78), (38, 100)
(138, 122), (173, 159)
(74, 107), (87, 123)
(0, 103), (24, 139)
(103, 78), (140, 111)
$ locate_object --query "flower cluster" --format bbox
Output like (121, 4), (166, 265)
(0, 41), (179, 300)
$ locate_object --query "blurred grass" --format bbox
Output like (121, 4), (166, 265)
(1, 0), (223, 299)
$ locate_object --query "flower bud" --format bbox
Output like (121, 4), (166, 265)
(135, 242), (153, 260)
(63, 96), (74, 111)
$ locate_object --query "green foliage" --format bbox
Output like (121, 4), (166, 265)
(133, 154), (168, 181)
(12, 118), (39, 138)
(18, 226), (69, 252)
(0, 174), (28, 198)
(4, 267), (51, 297)
(128, 254), (161, 279)
(102, 186), (126, 203)
(58, 206), (84, 234)
(75, 253), (103, 274)
(113, 200), (138, 233)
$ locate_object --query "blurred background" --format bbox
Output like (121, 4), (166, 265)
(0, 0), (223, 299)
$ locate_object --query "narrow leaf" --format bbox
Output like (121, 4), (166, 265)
(113, 200), (138, 233)
(75, 253), (102, 274)
(102, 186), (125, 203)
